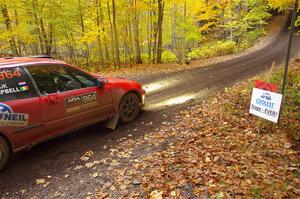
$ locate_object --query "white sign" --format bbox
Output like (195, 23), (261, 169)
(249, 88), (283, 123)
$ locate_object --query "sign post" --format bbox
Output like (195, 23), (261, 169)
(282, 0), (298, 95)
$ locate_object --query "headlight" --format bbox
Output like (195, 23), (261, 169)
(141, 92), (146, 106)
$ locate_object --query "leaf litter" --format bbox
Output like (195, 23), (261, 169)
(90, 62), (300, 198)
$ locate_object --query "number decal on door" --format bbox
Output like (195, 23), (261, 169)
(65, 92), (97, 113)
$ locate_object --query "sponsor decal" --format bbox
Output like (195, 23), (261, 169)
(0, 70), (22, 81)
(0, 103), (29, 127)
(65, 92), (98, 113)
(0, 84), (7, 89)
(0, 82), (30, 95)
(0, 86), (21, 95)
(18, 82), (29, 91)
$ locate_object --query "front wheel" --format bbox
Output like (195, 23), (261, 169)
(0, 136), (10, 171)
(119, 93), (140, 123)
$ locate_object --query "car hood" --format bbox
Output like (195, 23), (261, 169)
(105, 76), (138, 84)
(93, 74), (140, 85)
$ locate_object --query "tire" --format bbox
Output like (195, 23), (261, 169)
(119, 93), (140, 123)
(0, 136), (10, 171)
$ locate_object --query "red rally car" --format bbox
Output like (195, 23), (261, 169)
(0, 56), (145, 170)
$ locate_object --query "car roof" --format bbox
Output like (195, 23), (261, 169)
(0, 57), (66, 68)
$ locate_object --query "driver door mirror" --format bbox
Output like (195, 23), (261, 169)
(96, 80), (104, 88)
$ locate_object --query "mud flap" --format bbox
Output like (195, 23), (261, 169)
(103, 114), (119, 130)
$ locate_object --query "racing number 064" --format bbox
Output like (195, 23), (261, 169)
(0, 70), (22, 80)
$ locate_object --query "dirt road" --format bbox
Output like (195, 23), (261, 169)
(0, 30), (300, 198)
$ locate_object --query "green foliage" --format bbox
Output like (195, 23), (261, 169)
(141, 53), (150, 63)
(238, 28), (266, 49)
(182, 19), (203, 45)
(296, 16), (300, 28)
(267, 0), (294, 11)
(269, 65), (300, 104)
(223, 0), (271, 45)
(252, 187), (264, 199)
(162, 50), (178, 63)
(293, 170), (300, 178)
(246, 29), (266, 43)
(189, 40), (237, 60)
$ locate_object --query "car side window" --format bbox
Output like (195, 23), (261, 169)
(65, 67), (97, 88)
(0, 67), (37, 102)
(26, 65), (97, 95)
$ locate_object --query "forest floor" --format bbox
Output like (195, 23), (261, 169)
(100, 14), (288, 80)
(86, 59), (299, 198)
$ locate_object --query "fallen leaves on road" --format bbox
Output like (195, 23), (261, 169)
(35, 179), (46, 185)
(80, 150), (94, 161)
(85, 161), (101, 168)
(92, 172), (98, 178)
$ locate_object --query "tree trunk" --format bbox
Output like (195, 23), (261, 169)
(14, 8), (22, 55)
(181, 2), (187, 62)
(131, 0), (142, 64)
(97, 35), (104, 66)
(40, 18), (52, 55)
(111, 0), (120, 67)
(152, 0), (157, 63)
(99, 2), (110, 64)
(123, 18), (129, 63)
(1, 3), (19, 56)
(32, 0), (44, 54)
(62, 23), (77, 65)
(78, 0), (89, 64)
(147, 1), (152, 62)
(156, 0), (164, 63)
(128, 17), (134, 62)
(107, 0), (116, 66)
(47, 24), (54, 55)
(172, 3), (177, 52)
(96, 0), (104, 65)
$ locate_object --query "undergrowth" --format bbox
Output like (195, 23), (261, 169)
(188, 40), (237, 60)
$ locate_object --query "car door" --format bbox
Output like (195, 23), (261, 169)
(61, 65), (114, 130)
(0, 66), (46, 149)
(25, 64), (113, 137)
